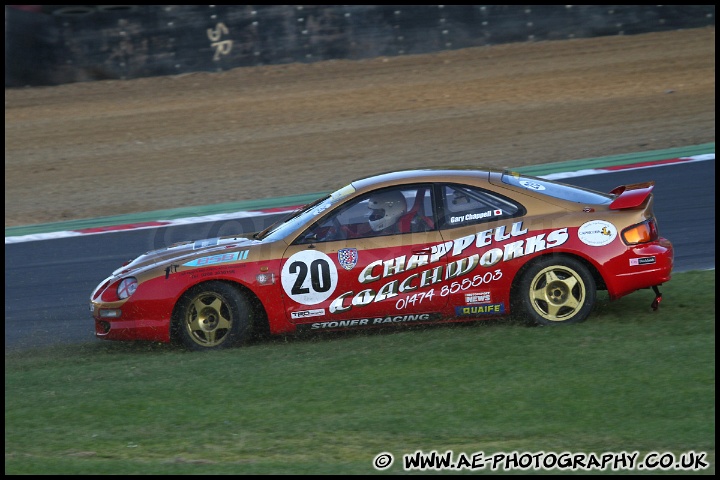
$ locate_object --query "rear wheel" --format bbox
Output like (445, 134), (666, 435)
(518, 257), (596, 326)
(176, 281), (251, 350)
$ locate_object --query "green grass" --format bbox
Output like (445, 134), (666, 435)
(5, 270), (715, 474)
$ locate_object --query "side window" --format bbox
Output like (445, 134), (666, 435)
(294, 185), (436, 243)
(439, 184), (524, 229)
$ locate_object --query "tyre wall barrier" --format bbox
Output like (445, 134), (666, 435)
(5, 5), (716, 88)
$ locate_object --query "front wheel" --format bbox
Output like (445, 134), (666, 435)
(175, 281), (251, 350)
(517, 257), (596, 326)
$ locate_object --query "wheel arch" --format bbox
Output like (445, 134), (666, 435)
(509, 252), (606, 310)
(169, 279), (270, 344)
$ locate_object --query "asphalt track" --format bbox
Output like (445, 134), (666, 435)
(4, 148), (715, 350)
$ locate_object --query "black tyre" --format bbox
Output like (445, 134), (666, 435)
(176, 281), (251, 350)
(517, 257), (596, 326)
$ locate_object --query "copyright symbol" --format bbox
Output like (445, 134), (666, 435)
(373, 452), (393, 470)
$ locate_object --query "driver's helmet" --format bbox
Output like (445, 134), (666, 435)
(367, 190), (407, 232)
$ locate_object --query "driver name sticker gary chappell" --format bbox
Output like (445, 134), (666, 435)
(282, 250), (339, 305)
(578, 220), (617, 247)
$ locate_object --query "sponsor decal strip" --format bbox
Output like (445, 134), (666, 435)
(630, 257), (656, 266)
(465, 292), (491, 304)
(291, 308), (326, 319)
(299, 313), (441, 331)
(182, 250), (249, 267)
(455, 304), (505, 316)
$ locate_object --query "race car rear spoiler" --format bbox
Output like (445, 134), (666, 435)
(608, 181), (655, 210)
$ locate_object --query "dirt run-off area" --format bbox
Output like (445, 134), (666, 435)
(4, 27), (715, 228)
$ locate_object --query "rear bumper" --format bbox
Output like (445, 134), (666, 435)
(607, 237), (673, 299)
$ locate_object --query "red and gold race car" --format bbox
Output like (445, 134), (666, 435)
(90, 168), (673, 350)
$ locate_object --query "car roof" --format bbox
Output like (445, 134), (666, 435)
(350, 166), (503, 191)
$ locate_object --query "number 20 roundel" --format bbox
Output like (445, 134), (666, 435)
(281, 250), (339, 305)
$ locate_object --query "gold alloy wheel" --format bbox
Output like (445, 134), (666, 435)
(528, 265), (587, 322)
(184, 291), (234, 347)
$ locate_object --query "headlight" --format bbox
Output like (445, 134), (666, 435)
(96, 276), (138, 302)
(117, 277), (138, 299)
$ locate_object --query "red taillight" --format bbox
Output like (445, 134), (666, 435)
(621, 218), (659, 245)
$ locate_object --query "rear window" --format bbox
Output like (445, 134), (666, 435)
(501, 171), (612, 205)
